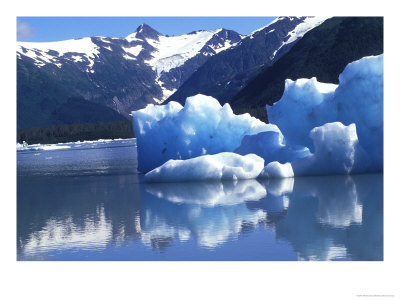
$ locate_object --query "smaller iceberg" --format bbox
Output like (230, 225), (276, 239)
(145, 152), (264, 183)
(292, 122), (369, 176)
(268, 54), (383, 171)
(260, 162), (294, 178)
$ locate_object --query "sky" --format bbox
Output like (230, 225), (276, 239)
(16, 17), (277, 42)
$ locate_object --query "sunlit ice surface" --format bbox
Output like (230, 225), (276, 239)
(17, 139), (382, 260)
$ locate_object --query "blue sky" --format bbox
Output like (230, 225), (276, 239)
(17, 17), (276, 42)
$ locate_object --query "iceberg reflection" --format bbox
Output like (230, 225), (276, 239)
(140, 174), (382, 260)
(140, 180), (269, 248)
(274, 174), (382, 260)
(17, 172), (382, 260)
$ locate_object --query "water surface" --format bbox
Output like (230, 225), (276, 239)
(17, 139), (383, 260)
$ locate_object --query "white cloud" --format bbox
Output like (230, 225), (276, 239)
(17, 21), (35, 41)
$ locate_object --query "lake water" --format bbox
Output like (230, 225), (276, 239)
(17, 139), (383, 261)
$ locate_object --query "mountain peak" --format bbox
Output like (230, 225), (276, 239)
(135, 23), (161, 40)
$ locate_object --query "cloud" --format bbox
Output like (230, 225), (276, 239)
(17, 21), (36, 41)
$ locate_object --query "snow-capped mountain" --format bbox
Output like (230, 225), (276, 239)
(230, 17), (383, 111)
(17, 24), (242, 125)
(166, 17), (330, 106)
(16, 17), (337, 130)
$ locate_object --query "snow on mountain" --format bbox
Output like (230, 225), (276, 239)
(17, 24), (242, 106)
(145, 30), (220, 75)
(270, 16), (330, 58)
(17, 37), (100, 71)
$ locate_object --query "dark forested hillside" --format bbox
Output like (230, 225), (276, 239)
(17, 59), (127, 129)
(230, 17), (384, 114)
(17, 25), (242, 126)
(17, 120), (134, 144)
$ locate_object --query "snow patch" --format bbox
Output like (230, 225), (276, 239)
(271, 17), (330, 59)
(17, 38), (100, 69)
(122, 45), (143, 57)
(144, 30), (221, 75)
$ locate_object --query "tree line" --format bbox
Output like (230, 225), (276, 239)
(17, 120), (135, 144)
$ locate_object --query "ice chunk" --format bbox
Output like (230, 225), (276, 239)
(16, 141), (71, 151)
(260, 161), (294, 178)
(268, 55), (383, 171)
(144, 152), (264, 183)
(292, 122), (370, 176)
(132, 94), (281, 173)
(234, 131), (310, 165)
(16, 141), (28, 151)
(268, 77), (338, 149)
(329, 55), (383, 171)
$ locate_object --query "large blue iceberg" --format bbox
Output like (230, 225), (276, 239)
(268, 54), (383, 172)
(132, 54), (383, 181)
(132, 94), (281, 173)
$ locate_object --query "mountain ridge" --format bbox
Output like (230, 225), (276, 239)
(17, 23), (243, 128)
(165, 17), (329, 105)
(229, 17), (384, 113)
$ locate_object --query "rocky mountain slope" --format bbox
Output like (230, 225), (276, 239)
(165, 17), (329, 105)
(229, 17), (384, 115)
(17, 24), (242, 128)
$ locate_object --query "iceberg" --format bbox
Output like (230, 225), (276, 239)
(259, 122), (370, 178)
(260, 161), (294, 178)
(145, 152), (264, 183)
(268, 54), (383, 171)
(132, 94), (281, 173)
(132, 55), (382, 181)
(291, 122), (370, 176)
(268, 77), (338, 149)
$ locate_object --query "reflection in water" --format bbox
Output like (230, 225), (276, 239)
(274, 175), (383, 260)
(17, 174), (142, 259)
(145, 180), (267, 206)
(140, 180), (269, 248)
(22, 206), (113, 255)
(17, 173), (383, 260)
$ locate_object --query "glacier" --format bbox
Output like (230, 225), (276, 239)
(132, 54), (383, 181)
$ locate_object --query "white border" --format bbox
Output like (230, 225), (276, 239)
(2, 1), (399, 299)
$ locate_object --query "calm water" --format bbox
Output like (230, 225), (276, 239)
(17, 139), (383, 261)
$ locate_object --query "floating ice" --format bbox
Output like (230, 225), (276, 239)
(133, 94), (281, 173)
(260, 161), (294, 178)
(235, 131), (310, 165)
(133, 55), (382, 180)
(262, 122), (370, 178)
(291, 122), (370, 176)
(268, 77), (337, 149)
(16, 141), (71, 151)
(268, 55), (383, 172)
(330, 55), (383, 171)
(145, 152), (264, 183)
